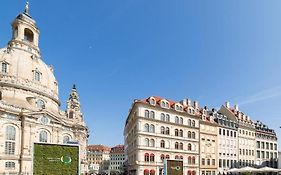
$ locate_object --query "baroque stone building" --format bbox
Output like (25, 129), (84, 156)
(0, 4), (88, 174)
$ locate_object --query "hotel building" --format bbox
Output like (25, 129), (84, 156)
(124, 97), (200, 175)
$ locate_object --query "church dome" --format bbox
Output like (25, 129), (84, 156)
(0, 4), (60, 112)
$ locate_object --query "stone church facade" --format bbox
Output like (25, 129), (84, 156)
(0, 4), (88, 174)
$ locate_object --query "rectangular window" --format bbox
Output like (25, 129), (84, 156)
(257, 151), (260, 158)
(266, 142), (269, 149)
(2, 63), (8, 73)
(257, 141), (260, 148)
(207, 159), (210, 165)
(5, 162), (15, 170)
(212, 159), (215, 165)
(5, 142), (15, 155)
(219, 159), (222, 168)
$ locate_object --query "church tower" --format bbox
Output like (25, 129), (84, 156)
(8, 2), (40, 57)
(66, 85), (84, 123)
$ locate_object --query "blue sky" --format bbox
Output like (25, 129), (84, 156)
(1, 1), (281, 147)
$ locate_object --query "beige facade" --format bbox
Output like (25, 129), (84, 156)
(87, 145), (111, 174)
(0, 4), (88, 174)
(109, 145), (125, 174)
(124, 97), (200, 175)
(255, 121), (278, 168)
(199, 108), (218, 175)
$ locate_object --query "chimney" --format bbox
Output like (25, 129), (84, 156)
(234, 104), (239, 111)
(181, 99), (187, 106)
(187, 99), (191, 106)
(194, 101), (198, 108)
(225, 102), (230, 108)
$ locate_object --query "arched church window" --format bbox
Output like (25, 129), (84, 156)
(24, 28), (34, 42)
(36, 99), (45, 109)
(39, 130), (48, 143)
(5, 126), (16, 155)
(63, 135), (70, 144)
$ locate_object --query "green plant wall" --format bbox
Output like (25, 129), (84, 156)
(33, 143), (79, 175)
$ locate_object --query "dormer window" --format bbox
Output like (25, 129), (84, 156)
(161, 101), (165, 108)
(160, 100), (169, 108)
(24, 28), (34, 43)
(149, 98), (156, 106)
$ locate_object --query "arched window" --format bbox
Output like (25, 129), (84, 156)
(39, 130), (48, 143)
(144, 124), (149, 132)
(149, 124), (155, 133)
(161, 126), (165, 134)
(166, 155), (170, 160)
(188, 171), (192, 175)
(175, 142), (179, 149)
(63, 135), (70, 144)
(175, 116), (179, 124)
(160, 154), (165, 161)
(188, 156), (192, 164)
(149, 111), (155, 119)
(188, 131), (192, 138)
(24, 28), (34, 42)
(161, 101), (165, 108)
(180, 155), (183, 160)
(175, 129), (179, 136)
(165, 127), (170, 135)
(192, 132), (196, 139)
(36, 99), (45, 109)
(144, 153), (149, 162)
(144, 169), (149, 175)
(192, 170), (196, 175)
(166, 114), (170, 122)
(175, 155), (179, 159)
(150, 98), (156, 105)
(161, 113), (165, 121)
(149, 139), (155, 147)
(5, 126), (16, 155)
(160, 140), (165, 148)
(145, 110), (149, 118)
(192, 120), (196, 127)
(145, 138), (149, 146)
(188, 119), (192, 126)
(68, 111), (74, 119)
(150, 169), (155, 175)
(179, 129), (183, 137)
(180, 142), (183, 150)
(188, 143), (192, 151)
(192, 156), (196, 164)
(150, 153), (155, 162)
(5, 161), (15, 170)
(180, 117), (183, 124)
